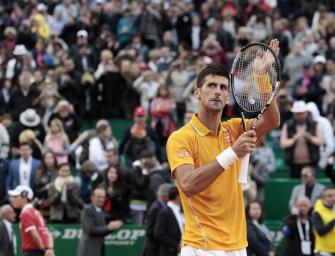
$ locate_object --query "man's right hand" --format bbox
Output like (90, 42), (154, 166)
(107, 220), (124, 231)
(232, 130), (257, 158)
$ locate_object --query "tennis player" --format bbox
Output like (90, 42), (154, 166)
(166, 40), (280, 256)
(9, 185), (54, 256)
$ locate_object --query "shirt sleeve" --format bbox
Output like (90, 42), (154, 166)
(21, 211), (36, 232)
(166, 131), (194, 177)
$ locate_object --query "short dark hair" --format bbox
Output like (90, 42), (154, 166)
(196, 64), (229, 88)
(168, 186), (179, 201)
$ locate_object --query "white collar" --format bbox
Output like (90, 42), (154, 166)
(167, 201), (180, 212)
(3, 219), (12, 229)
(20, 156), (32, 164)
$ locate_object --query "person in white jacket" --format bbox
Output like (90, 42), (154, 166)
(307, 102), (335, 169)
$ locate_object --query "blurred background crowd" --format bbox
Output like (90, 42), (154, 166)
(0, 0), (335, 255)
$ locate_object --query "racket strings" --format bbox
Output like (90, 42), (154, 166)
(232, 44), (279, 113)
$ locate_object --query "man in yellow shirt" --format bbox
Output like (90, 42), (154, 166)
(312, 186), (335, 256)
(166, 39), (280, 256)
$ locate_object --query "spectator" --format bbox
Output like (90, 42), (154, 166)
(154, 186), (183, 256)
(283, 196), (314, 256)
(311, 186), (335, 256)
(34, 88), (62, 132)
(77, 187), (123, 256)
(0, 204), (17, 256)
(289, 166), (325, 213)
(48, 163), (83, 223)
(5, 45), (36, 84)
(18, 129), (44, 160)
(89, 119), (118, 172)
(101, 166), (129, 223)
(132, 70), (161, 112)
(0, 157), (8, 206)
(307, 102), (335, 169)
(280, 101), (324, 178)
(0, 79), (12, 115)
(49, 100), (80, 143)
(150, 85), (177, 145)
(246, 201), (276, 256)
(79, 161), (102, 205)
(140, 150), (171, 209)
(0, 122), (10, 159)
(119, 106), (161, 166)
(142, 183), (172, 256)
(250, 137), (276, 203)
(11, 108), (45, 155)
(44, 118), (70, 165)
(105, 148), (130, 177)
(58, 58), (81, 110)
(34, 151), (58, 218)
(166, 59), (191, 122)
(6, 143), (40, 192)
(7, 72), (39, 121)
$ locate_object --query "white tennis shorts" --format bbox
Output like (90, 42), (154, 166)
(181, 246), (247, 256)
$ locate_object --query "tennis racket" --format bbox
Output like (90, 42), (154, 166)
(230, 40), (281, 185)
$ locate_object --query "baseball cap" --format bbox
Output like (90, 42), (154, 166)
(291, 100), (308, 113)
(134, 106), (146, 117)
(77, 30), (88, 38)
(8, 185), (34, 200)
(313, 55), (326, 64)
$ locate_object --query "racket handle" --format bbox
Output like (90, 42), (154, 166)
(238, 153), (250, 185)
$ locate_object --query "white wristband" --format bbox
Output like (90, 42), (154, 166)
(216, 147), (238, 170)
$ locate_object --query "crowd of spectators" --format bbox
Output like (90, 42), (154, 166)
(0, 0), (335, 255)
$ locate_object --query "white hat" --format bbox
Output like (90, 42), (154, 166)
(19, 109), (41, 127)
(36, 3), (47, 12)
(77, 30), (88, 37)
(291, 100), (308, 113)
(8, 185), (34, 200)
(13, 44), (28, 55)
(313, 55), (326, 64)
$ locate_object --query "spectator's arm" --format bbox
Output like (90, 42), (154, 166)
(48, 185), (62, 204)
(311, 211), (335, 236)
(280, 123), (296, 148)
(305, 123), (324, 146)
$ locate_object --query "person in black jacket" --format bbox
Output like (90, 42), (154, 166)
(142, 183), (172, 256)
(154, 186), (183, 256)
(283, 196), (314, 256)
(101, 166), (129, 223)
(246, 201), (276, 256)
(0, 204), (16, 256)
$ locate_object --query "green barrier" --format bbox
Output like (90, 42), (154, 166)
(13, 222), (289, 256)
(264, 178), (332, 220)
(14, 224), (146, 256)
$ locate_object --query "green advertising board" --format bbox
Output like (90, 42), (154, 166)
(13, 222), (285, 256)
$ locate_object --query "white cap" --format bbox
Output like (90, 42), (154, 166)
(291, 100), (308, 113)
(13, 44), (28, 55)
(314, 55), (326, 64)
(77, 30), (88, 37)
(37, 3), (47, 12)
(8, 185), (34, 200)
